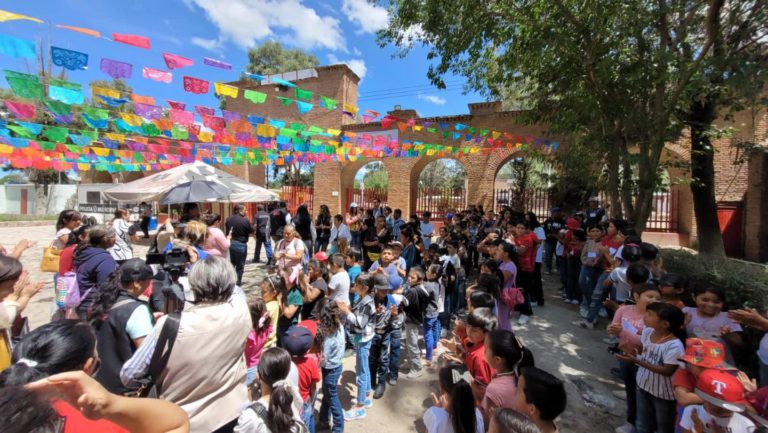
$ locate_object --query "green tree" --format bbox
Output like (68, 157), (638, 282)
(418, 159), (467, 189)
(246, 41), (320, 75)
(378, 0), (765, 244)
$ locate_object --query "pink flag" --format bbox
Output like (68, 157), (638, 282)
(183, 76), (209, 94)
(142, 67), (172, 83)
(167, 100), (186, 110)
(5, 100), (36, 119)
(195, 105), (215, 117)
(170, 109), (194, 126)
(112, 33), (150, 49)
(162, 52), (193, 70)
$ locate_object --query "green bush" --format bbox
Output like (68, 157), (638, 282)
(661, 249), (768, 312)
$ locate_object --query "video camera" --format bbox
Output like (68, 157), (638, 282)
(146, 248), (190, 315)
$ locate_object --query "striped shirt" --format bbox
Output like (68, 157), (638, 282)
(635, 328), (684, 400)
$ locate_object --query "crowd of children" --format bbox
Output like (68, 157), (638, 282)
(4, 199), (768, 433)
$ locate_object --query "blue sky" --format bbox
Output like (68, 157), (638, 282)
(0, 0), (485, 119)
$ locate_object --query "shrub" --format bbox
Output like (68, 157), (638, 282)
(661, 249), (768, 312)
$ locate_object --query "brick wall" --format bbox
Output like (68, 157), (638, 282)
(745, 149), (768, 261)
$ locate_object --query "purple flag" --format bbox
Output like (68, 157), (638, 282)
(203, 57), (232, 70)
(222, 110), (241, 122)
(133, 103), (164, 120)
(126, 141), (145, 151)
(100, 58), (132, 79)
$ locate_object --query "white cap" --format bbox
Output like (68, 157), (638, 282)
(588, 196), (600, 202)
(350, 202), (358, 208)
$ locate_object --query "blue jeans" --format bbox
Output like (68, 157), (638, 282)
(254, 235), (273, 261)
(543, 242), (556, 273)
(369, 332), (390, 387)
(354, 339), (372, 403)
(351, 231), (361, 249)
(229, 240), (247, 286)
(636, 388), (676, 433)
(423, 317), (439, 362)
(578, 265), (600, 306)
(246, 366), (258, 385)
(619, 360), (638, 425)
(302, 400), (315, 433)
(388, 328), (401, 381)
(585, 271), (611, 323)
(319, 365), (343, 433)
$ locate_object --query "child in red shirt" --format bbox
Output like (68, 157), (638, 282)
(464, 307), (497, 403)
(283, 320), (321, 431)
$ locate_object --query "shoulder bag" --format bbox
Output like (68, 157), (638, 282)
(128, 312), (181, 398)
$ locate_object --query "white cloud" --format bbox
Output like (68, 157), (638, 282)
(328, 54), (367, 80)
(418, 94), (447, 105)
(341, 0), (389, 34)
(191, 36), (224, 52)
(352, 46), (362, 56)
(185, 0), (346, 51)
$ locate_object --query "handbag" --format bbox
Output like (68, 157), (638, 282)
(40, 243), (61, 273)
(128, 312), (180, 398)
(501, 286), (525, 309)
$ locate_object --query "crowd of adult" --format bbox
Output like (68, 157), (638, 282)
(0, 196), (766, 433)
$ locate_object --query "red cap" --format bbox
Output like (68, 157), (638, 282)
(298, 319), (317, 338)
(313, 251), (329, 261)
(694, 369), (747, 412)
(679, 338), (734, 370)
(566, 218), (580, 230)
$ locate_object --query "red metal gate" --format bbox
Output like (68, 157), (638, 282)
(717, 201), (743, 257)
(281, 185), (314, 215)
(414, 187), (466, 219)
(345, 188), (387, 212)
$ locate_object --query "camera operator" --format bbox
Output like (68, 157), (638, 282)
(149, 221), (211, 314)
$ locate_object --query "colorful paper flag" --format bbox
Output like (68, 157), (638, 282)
(49, 85), (83, 104)
(295, 88), (313, 101)
(112, 33), (150, 49)
(91, 86), (121, 99)
(142, 67), (172, 83)
(51, 46), (88, 71)
(214, 82), (238, 98)
(0, 34), (36, 59)
(130, 94), (155, 105)
(5, 101), (35, 119)
(243, 90), (266, 104)
(320, 96), (337, 110)
(56, 25), (100, 38)
(296, 101), (313, 114)
(183, 76), (209, 94)
(0, 9), (43, 23)
(100, 58), (132, 79)
(167, 100), (186, 110)
(162, 52), (194, 70)
(195, 106), (215, 117)
(203, 57), (232, 70)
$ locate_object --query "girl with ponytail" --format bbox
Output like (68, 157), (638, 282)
(423, 364), (485, 433)
(235, 347), (306, 433)
(481, 330), (536, 425)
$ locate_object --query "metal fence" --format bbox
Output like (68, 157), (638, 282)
(414, 187), (467, 220)
(281, 185), (314, 215)
(345, 188), (388, 212)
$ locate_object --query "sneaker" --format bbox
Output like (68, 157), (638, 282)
(344, 407), (367, 421)
(349, 398), (373, 409)
(612, 390), (627, 401)
(315, 421), (331, 431)
(373, 383), (386, 399)
(598, 308), (608, 318)
(615, 423), (635, 433)
(530, 301), (539, 307)
(388, 377), (398, 386)
(603, 336), (619, 345)
(568, 299), (581, 305)
(407, 369), (423, 379)
(572, 319), (594, 330)
(579, 306), (589, 318)
(517, 315), (531, 325)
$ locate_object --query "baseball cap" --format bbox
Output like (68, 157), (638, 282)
(445, 213), (454, 219)
(679, 338), (734, 370)
(589, 196), (600, 202)
(388, 241), (403, 249)
(373, 273), (390, 291)
(313, 251), (329, 261)
(350, 202), (358, 208)
(282, 322), (316, 357)
(566, 218), (581, 230)
(119, 258), (154, 283)
(694, 369), (747, 412)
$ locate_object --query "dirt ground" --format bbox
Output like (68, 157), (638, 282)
(8, 225), (624, 433)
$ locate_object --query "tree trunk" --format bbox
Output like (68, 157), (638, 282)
(620, 148), (635, 219)
(606, 144), (622, 218)
(688, 97), (726, 257)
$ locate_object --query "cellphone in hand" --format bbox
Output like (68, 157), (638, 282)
(607, 345), (625, 356)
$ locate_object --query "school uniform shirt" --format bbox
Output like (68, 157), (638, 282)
(635, 328), (684, 400)
(481, 373), (519, 415)
(322, 327), (346, 370)
(679, 405), (755, 433)
(608, 266), (632, 302)
(53, 227), (72, 250)
(328, 271), (351, 306)
(533, 226), (546, 263)
(294, 354), (321, 403)
(671, 367), (696, 392)
(465, 341), (496, 386)
(345, 294), (375, 343)
(682, 307), (742, 345)
(515, 233), (537, 273)
(612, 305), (645, 349)
(423, 406), (484, 433)
(420, 221), (435, 248)
(369, 260), (403, 290)
(581, 239), (602, 266)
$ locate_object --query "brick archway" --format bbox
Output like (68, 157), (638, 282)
(339, 159), (389, 211)
(409, 156), (469, 218)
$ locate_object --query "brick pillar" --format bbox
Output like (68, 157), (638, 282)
(745, 149), (768, 261)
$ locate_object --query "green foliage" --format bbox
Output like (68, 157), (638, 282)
(0, 173), (27, 184)
(354, 162), (389, 189)
(89, 79), (133, 110)
(662, 249), (768, 312)
(418, 159), (466, 188)
(246, 41), (320, 76)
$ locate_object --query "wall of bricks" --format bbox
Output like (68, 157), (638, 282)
(745, 149), (768, 261)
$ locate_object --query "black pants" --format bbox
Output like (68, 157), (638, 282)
(566, 255), (582, 302)
(514, 270), (535, 316)
(531, 262), (544, 305)
(140, 217), (150, 238)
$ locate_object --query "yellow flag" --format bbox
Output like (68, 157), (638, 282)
(256, 124), (276, 138)
(92, 147), (111, 157)
(198, 132), (213, 143)
(0, 144), (13, 154)
(119, 113), (143, 127)
(214, 82), (239, 98)
(492, 131), (502, 140)
(0, 9), (43, 23)
(104, 133), (125, 142)
(77, 163), (91, 171)
(91, 86), (121, 99)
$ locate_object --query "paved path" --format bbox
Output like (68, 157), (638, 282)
(7, 224), (624, 433)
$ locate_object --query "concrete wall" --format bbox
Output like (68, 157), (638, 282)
(0, 184), (76, 215)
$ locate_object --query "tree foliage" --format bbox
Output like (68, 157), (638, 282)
(246, 41), (320, 75)
(418, 159), (467, 189)
(378, 0), (767, 241)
